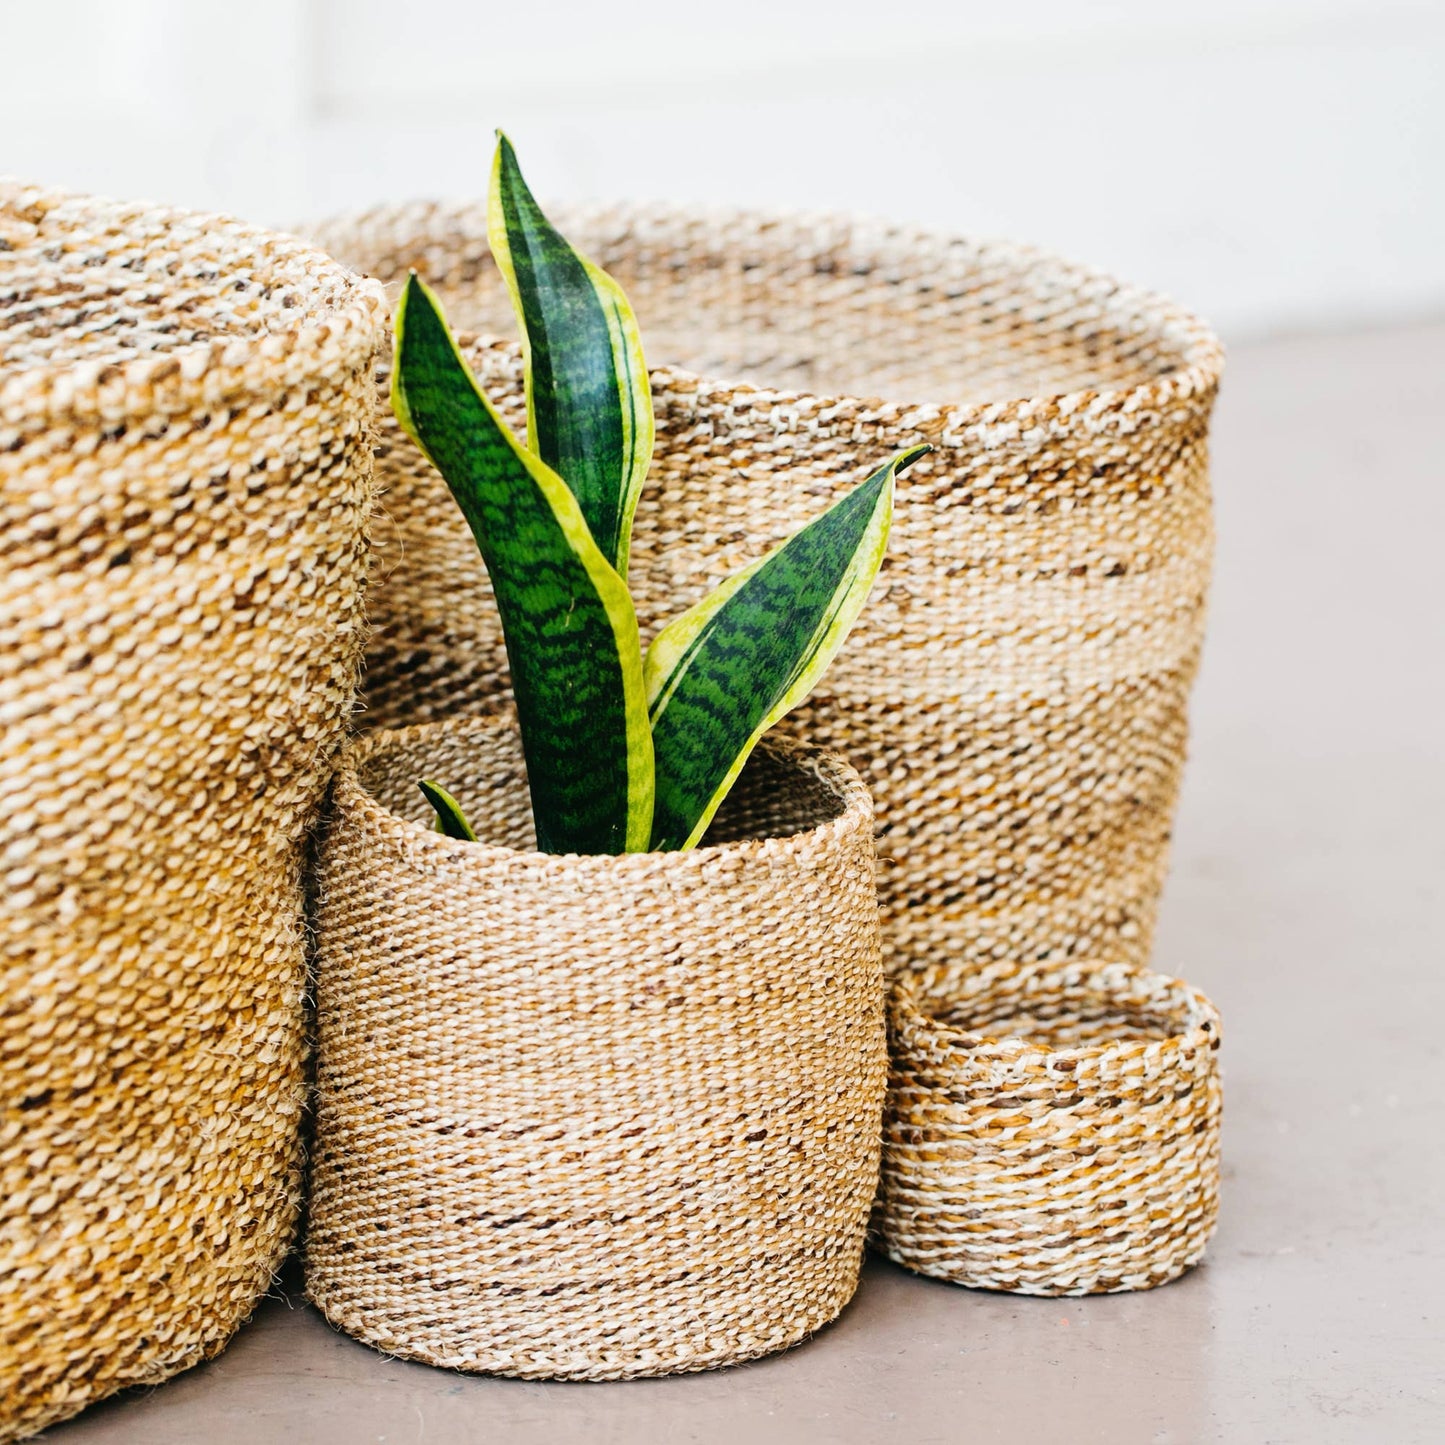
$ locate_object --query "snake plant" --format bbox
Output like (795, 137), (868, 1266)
(398, 133), (927, 854)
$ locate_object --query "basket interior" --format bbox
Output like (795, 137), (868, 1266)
(356, 720), (850, 853)
(911, 962), (1207, 1050)
(594, 229), (1189, 405)
(934, 990), (1180, 1048)
(0, 186), (360, 374)
(323, 205), (1212, 407)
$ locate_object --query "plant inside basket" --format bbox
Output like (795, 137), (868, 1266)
(396, 134), (926, 854)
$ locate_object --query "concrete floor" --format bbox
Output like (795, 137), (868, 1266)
(41, 322), (1445, 1443)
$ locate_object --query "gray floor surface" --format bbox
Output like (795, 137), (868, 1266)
(40, 321), (1445, 1444)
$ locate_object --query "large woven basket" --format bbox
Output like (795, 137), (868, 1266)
(873, 960), (1222, 1296)
(305, 716), (886, 1379)
(310, 202), (1223, 978)
(0, 182), (385, 1440)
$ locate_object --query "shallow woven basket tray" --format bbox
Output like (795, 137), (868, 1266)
(1, 181), (385, 1441)
(872, 959), (1222, 1296)
(305, 715), (886, 1380)
(309, 201), (1223, 979)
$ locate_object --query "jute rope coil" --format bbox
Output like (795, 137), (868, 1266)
(872, 960), (1222, 1296)
(1, 181), (385, 1441)
(309, 201), (1223, 977)
(305, 716), (886, 1380)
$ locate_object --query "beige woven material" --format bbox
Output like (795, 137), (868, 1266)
(873, 960), (1222, 1296)
(0, 182), (385, 1441)
(305, 716), (886, 1380)
(310, 202), (1223, 978)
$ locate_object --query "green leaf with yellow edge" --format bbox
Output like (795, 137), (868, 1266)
(645, 445), (929, 851)
(488, 131), (653, 576)
(418, 780), (478, 842)
(393, 273), (653, 855)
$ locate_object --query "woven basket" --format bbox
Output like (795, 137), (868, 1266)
(310, 202), (1223, 979)
(872, 960), (1222, 1296)
(0, 182), (385, 1441)
(305, 715), (886, 1379)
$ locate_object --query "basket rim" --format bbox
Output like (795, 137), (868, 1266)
(890, 958), (1220, 1066)
(0, 179), (387, 424)
(330, 713), (875, 877)
(318, 197), (1225, 422)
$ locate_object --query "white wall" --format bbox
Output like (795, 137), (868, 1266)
(4, 0), (1443, 339)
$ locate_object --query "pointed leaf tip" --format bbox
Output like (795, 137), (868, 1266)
(487, 135), (653, 576)
(419, 779), (479, 842)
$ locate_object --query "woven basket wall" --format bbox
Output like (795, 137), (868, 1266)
(0, 183), (385, 1441)
(305, 716), (886, 1379)
(873, 960), (1222, 1296)
(310, 203), (1222, 980)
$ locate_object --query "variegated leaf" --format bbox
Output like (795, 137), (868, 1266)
(488, 132), (653, 575)
(645, 446), (929, 850)
(393, 273), (654, 855)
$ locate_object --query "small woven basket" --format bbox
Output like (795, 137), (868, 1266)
(1, 182), (385, 1441)
(309, 202), (1223, 979)
(873, 960), (1222, 1296)
(305, 716), (887, 1379)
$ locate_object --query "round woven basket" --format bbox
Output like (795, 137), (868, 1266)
(310, 202), (1223, 979)
(0, 182), (385, 1441)
(305, 716), (886, 1380)
(872, 959), (1222, 1296)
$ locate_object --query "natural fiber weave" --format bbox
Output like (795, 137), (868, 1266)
(873, 960), (1222, 1296)
(310, 202), (1223, 978)
(305, 716), (886, 1379)
(0, 182), (385, 1441)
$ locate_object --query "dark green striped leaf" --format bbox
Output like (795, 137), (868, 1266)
(645, 445), (929, 851)
(393, 273), (653, 855)
(418, 780), (478, 842)
(489, 132), (653, 575)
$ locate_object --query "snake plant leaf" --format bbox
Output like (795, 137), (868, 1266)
(488, 132), (653, 575)
(393, 273), (653, 856)
(645, 445), (930, 851)
(418, 780), (478, 842)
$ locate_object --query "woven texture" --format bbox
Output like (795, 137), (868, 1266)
(873, 960), (1222, 1296)
(0, 182), (385, 1441)
(305, 716), (886, 1379)
(310, 202), (1223, 978)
